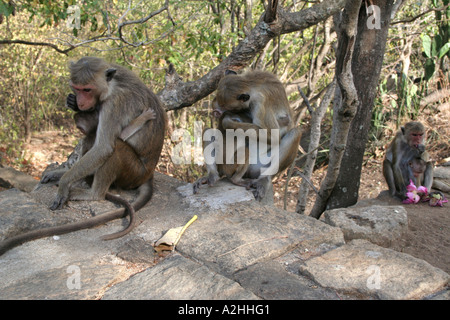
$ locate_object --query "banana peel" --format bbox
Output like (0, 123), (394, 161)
(154, 215), (197, 253)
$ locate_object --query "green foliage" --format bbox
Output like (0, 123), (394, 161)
(0, 15), (69, 154)
(0, 0), (15, 17)
(0, 0), (448, 175)
(421, 0), (450, 80)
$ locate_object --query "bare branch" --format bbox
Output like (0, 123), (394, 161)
(118, 0), (169, 47)
(0, 39), (75, 55)
(391, 4), (449, 25)
(265, 0), (279, 23)
(297, 85), (313, 114)
(295, 80), (335, 215)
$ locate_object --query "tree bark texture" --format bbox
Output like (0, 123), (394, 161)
(309, 0), (362, 219)
(295, 80), (336, 215)
(326, 0), (395, 211)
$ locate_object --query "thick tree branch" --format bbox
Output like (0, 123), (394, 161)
(157, 0), (347, 111)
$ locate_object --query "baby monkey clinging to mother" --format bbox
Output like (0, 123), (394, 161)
(383, 121), (433, 200)
(0, 57), (167, 256)
(194, 70), (302, 200)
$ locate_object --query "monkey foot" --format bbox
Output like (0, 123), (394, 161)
(192, 177), (207, 194)
(40, 171), (64, 184)
(245, 180), (267, 201)
(49, 195), (68, 210)
(192, 174), (220, 194)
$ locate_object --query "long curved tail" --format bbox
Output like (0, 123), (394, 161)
(0, 178), (154, 256)
(101, 178), (153, 240)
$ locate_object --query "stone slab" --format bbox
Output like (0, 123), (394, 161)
(299, 239), (449, 300)
(102, 253), (259, 300)
(323, 205), (408, 247)
(234, 261), (340, 300)
(177, 203), (345, 276)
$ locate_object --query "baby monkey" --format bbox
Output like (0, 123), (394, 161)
(383, 121), (433, 199)
(0, 57), (166, 256)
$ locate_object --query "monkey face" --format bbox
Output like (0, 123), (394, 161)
(409, 131), (424, 149)
(402, 121), (426, 150)
(215, 72), (252, 113)
(70, 83), (99, 112)
(408, 158), (426, 177)
(74, 111), (99, 135)
(69, 57), (117, 112)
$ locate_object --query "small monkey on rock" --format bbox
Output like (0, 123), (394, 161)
(194, 70), (301, 200)
(0, 57), (166, 256)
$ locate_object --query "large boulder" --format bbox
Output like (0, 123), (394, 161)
(323, 205), (408, 247)
(299, 239), (449, 300)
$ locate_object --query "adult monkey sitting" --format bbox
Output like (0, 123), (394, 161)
(383, 121), (433, 199)
(194, 70), (301, 200)
(0, 57), (166, 256)
(51, 56), (166, 208)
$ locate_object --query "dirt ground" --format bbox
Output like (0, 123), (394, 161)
(273, 159), (450, 274)
(2, 129), (449, 274)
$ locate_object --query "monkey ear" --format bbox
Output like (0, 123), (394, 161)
(237, 93), (250, 102)
(225, 69), (237, 76)
(105, 68), (117, 82)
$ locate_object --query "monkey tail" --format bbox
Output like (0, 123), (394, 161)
(0, 207), (126, 257)
(0, 178), (154, 256)
(100, 178), (154, 240)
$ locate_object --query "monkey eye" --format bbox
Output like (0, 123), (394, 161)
(83, 88), (92, 93)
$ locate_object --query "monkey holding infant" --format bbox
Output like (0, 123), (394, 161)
(383, 121), (433, 200)
(0, 57), (167, 256)
(194, 70), (302, 200)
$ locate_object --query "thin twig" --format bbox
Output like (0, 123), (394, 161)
(0, 39), (75, 55)
(391, 4), (449, 25)
(297, 85), (313, 114)
(217, 236), (288, 258)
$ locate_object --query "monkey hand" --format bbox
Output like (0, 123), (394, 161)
(66, 93), (80, 112)
(246, 178), (270, 201)
(141, 108), (156, 120)
(40, 170), (65, 184)
(247, 184), (266, 201)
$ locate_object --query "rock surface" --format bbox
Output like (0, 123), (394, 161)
(433, 165), (450, 193)
(299, 239), (449, 300)
(0, 171), (448, 300)
(103, 253), (259, 300)
(0, 166), (39, 192)
(323, 205), (408, 247)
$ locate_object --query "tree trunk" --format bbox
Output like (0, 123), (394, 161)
(295, 80), (335, 214)
(325, 0), (396, 211)
(309, 0), (361, 219)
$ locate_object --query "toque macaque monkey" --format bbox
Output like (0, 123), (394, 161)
(40, 97), (157, 240)
(0, 57), (166, 256)
(383, 121), (433, 199)
(402, 144), (429, 189)
(193, 70), (301, 200)
(194, 110), (253, 192)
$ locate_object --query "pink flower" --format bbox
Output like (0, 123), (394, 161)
(427, 192), (449, 207)
(402, 180), (428, 204)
